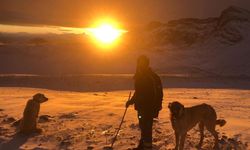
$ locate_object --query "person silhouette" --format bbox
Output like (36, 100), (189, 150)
(126, 55), (163, 150)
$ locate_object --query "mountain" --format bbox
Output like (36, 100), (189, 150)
(139, 6), (250, 47)
(126, 6), (250, 76)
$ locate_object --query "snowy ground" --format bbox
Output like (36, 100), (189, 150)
(0, 87), (249, 150)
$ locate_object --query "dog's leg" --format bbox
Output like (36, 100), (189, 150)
(179, 133), (186, 150)
(206, 124), (219, 150)
(211, 130), (219, 150)
(196, 122), (204, 149)
(174, 131), (180, 150)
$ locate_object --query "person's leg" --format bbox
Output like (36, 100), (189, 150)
(133, 114), (143, 150)
(134, 113), (153, 150)
(141, 114), (153, 150)
(134, 113), (154, 150)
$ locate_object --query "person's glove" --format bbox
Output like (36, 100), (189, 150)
(125, 100), (134, 108)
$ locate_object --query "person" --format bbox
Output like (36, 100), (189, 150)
(126, 55), (163, 150)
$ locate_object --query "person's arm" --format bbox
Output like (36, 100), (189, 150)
(125, 92), (136, 108)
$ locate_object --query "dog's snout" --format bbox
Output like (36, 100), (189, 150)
(44, 97), (48, 101)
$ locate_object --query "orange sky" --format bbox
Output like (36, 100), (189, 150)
(1, 0), (250, 29)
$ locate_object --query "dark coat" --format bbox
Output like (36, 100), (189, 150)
(132, 68), (163, 117)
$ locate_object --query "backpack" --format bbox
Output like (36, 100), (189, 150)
(150, 71), (163, 111)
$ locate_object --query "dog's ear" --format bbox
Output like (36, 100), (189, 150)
(168, 103), (172, 109)
(178, 103), (184, 117)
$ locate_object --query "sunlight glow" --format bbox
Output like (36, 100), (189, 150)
(85, 20), (127, 47)
(0, 24), (85, 34)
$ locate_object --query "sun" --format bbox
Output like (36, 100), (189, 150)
(85, 21), (127, 46)
(92, 24), (122, 44)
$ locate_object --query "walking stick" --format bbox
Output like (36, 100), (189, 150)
(110, 91), (132, 148)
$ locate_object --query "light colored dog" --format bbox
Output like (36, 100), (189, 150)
(168, 101), (226, 150)
(19, 93), (48, 134)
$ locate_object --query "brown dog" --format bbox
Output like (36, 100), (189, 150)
(168, 101), (226, 150)
(19, 93), (48, 134)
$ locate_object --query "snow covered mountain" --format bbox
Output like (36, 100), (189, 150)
(139, 6), (250, 47)
(127, 6), (250, 76)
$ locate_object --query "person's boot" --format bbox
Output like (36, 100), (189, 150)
(132, 139), (143, 150)
(143, 142), (152, 150)
(133, 141), (152, 150)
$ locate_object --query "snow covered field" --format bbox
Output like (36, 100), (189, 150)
(0, 87), (249, 149)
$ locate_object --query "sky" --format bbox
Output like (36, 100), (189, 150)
(1, 0), (250, 33)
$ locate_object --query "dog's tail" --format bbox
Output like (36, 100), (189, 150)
(216, 119), (226, 127)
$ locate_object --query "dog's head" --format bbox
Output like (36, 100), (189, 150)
(33, 93), (48, 103)
(168, 101), (184, 119)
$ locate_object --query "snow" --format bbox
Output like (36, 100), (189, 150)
(0, 87), (249, 149)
